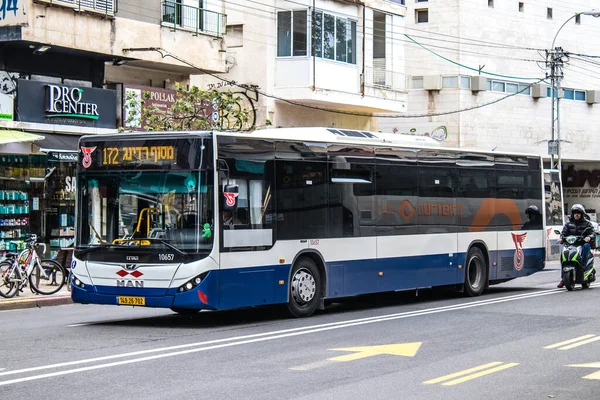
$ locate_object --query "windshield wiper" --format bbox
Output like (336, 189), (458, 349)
(115, 238), (187, 256)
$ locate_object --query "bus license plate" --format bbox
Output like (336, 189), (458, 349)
(117, 296), (145, 306)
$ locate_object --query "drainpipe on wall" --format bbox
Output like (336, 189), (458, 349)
(361, 4), (365, 97)
(312, 0), (316, 91)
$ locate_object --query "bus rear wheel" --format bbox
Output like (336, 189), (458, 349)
(287, 257), (321, 318)
(464, 247), (487, 297)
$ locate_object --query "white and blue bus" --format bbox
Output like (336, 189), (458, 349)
(72, 128), (546, 317)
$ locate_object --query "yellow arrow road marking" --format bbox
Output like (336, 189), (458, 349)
(424, 362), (519, 386)
(568, 362), (600, 380)
(328, 342), (422, 362)
(545, 335), (597, 349)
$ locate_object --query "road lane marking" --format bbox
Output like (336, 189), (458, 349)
(558, 336), (600, 350)
(568, 362), (600, 380)
(424, 362), (519, 386)
(328, 343), (422, 362)
(544, 335), (600, 350)
(423, 362), (503, 384)
(0, 289), (563, 386)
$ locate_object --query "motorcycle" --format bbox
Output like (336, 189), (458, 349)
(554, 227), (597, 291)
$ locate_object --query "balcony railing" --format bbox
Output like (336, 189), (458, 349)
(161, 1), (226, 37)
(35, 0), (115, 16)
(364, 66), (408, 92)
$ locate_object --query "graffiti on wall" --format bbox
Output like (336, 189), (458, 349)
(0, 71), (19, 96)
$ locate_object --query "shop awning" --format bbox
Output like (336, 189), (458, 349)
(34, 133), (81, 153)
(0, 130), (45, 145)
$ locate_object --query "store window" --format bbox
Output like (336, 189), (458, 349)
(44, 152), (77, 258)
(0, 154), (46, 256)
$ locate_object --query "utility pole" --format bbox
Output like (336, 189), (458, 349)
(547, 46), (566, 171)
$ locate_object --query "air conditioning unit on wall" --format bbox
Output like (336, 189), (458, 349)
(532, 84), (547, 98)
(470, 76), (487, 92)
(423, 75), (442, 91)
(587, 90), (600, 104)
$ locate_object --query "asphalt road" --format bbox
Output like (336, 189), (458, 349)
(1, 263), (599, 400)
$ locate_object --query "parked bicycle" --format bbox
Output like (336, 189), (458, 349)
(0, 234), (66, 298)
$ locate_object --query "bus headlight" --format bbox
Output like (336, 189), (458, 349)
(178, 272), (209, 293)
(73, 278), (85, 289)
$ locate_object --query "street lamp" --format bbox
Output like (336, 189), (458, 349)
(549, 10), (600, 171)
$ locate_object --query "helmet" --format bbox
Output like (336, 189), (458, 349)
(525, 205), (540, 216)
(570, 204), (585, 217)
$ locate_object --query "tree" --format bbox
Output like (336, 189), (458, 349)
(123, 83), (252, 132)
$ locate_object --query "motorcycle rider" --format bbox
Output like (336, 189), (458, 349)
(557, 204), (596, 288)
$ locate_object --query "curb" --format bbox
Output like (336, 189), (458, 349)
(0, 295), (73, 311)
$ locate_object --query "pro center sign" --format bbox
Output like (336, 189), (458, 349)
(16, 79), (116, 128)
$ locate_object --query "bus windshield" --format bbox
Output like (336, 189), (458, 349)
(76, 170), (214, 257)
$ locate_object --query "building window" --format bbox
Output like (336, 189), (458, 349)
(492, 81), (505, 92)
(442, 76), (458, 88)
(518, 83), (531, 95)
(460, 75), (471, 89)
(277, 10), (307, 57)
(416, 9), (428, 23)
(488, 80), (531, 95)
(311, 11), (357, 64)
(546, 87), (586, 101)
(412, 77), (424, 89)
(519, 2), (524, 12)
(547, 8), (553, 19)
(575, 14), (581, 24)
(488, 0), (494, 8)
(506, 83), (518, 94)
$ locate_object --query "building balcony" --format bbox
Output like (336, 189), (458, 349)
(14, 0), (229, 74)
(274, 58), (407, 113)
(161, 1), (226, 37)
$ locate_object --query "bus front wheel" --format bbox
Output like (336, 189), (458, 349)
(464, 247), (487, 297)
(287, 257), (321, 318)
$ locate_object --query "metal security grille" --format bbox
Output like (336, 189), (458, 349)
(36, 0), (115, 15)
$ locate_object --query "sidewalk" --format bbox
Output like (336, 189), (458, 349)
(0, 285), (72, 311)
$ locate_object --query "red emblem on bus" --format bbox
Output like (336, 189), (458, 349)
(511, 232), (527, 271)
(116, 270), (143, 278)
(81, 146), (97, 169)
(223, 192), (239, 207)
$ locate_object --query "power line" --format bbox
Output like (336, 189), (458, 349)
(404, 34), (544, 80)
(124, 47), (545, 119)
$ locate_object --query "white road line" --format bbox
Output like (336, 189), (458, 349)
(67, 323), (92, 328)
(0, 289), (563, 386)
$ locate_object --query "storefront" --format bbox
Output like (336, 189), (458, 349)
(0, 79), (117, 258)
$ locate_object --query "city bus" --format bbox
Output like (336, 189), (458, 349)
(71, 128), (546, 317)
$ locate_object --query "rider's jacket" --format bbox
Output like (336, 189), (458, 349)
(560, 217), (596, 244)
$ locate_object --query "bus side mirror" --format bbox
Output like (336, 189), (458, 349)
(222, 184), (239, 211)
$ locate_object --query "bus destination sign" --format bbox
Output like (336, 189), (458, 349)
(101, 145), (176, 166)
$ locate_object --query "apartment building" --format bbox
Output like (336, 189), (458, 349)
(192, 0), (408, 130)
(374, 0), (600, 214)
(0, 0), (226, 255)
